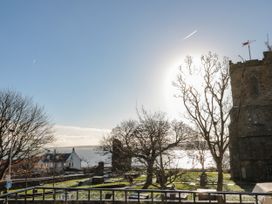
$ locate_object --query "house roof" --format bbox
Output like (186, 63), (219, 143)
(41, 153), (71, 163)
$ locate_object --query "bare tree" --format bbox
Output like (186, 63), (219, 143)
(154, 153), (182, 189)
(103, 109), (191, 189)
(102, 120), (136, 173)
(186, 133), (208, 171)
(0, 90), (54, 179)
(174, 52), (231, 191)
(11, 155), (40, 187)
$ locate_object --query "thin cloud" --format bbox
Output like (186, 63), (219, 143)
(52, 125), (111, 147)
(183, 30), (198, 40)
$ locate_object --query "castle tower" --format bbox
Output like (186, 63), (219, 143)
(229, 51), (272, 181)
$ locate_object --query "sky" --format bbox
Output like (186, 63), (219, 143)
(0, 1), (272, 146)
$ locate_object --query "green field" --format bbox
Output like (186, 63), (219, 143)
(35, 171), (252, 192)
(5, 171), (257, 202)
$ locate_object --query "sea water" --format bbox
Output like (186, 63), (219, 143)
(50, 146), (216, 169)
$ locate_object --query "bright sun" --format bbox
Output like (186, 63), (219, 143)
(163, 54), (203, 120)
(163, 59), (182, 120)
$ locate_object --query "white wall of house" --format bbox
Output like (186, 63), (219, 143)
(36, 148), (82, 173)
(66, 151), (81, 170)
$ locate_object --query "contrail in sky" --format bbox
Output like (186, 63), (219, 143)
(183, 30), (198, 40)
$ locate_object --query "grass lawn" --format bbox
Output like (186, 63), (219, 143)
(9, 171), (251, 194)
(173, 171), (245, 191)
(42, 178), (90, 188)
(5, 171), (257, 202)
(42, 171), (248, 192)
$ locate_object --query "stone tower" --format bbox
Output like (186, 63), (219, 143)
(229, 51), (272, 182)
(111, 139), (131, 173)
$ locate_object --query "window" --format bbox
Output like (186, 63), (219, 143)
(249, 75), (259, 97)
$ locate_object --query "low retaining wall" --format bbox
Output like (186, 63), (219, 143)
(0, 174), (92, 190)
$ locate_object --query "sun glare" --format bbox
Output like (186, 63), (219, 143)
(163, 54), (203, 120)
(163, 59), (182, 120)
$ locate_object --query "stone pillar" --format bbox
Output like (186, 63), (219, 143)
(95, 162), (104, 176)
(200, 172), (207, 187)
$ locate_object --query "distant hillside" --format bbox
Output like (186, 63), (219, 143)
(51, 141), (208, 150)
(49, 145), (100, 149)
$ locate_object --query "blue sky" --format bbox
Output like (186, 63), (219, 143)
(0, 1), (271, 146)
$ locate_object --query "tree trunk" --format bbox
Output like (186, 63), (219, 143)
(158, 151), (167, 189)
(0, 162), (9, 194)
(143, 162), (154, 189)
(0, 169), (5, 180)
(217, 162), (224, 191)
(0, 162), (9, 180)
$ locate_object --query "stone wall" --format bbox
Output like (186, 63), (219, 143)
(229, 51), (272, 182)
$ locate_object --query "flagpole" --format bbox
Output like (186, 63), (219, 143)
(242, 40), (255, 60)
(248, 43), (251, 60)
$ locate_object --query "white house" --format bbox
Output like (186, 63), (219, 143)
(37, 148), (81, 173)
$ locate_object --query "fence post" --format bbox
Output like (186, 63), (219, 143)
(88, 189), (91, 201)
(100, 189), (103, 203)
(255, 195), (258, 204)
(53, 188), (56, 203)
(164, 191), (167, 203)
(32, 188), (35, 201)
(24, 189), (28, 204)
(43, 188), (45, 200)
(125, 190), (127, 204)
(179, 192), (181, 203)
(193, 192), (196, 204)
(65, 189), (68, 203)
